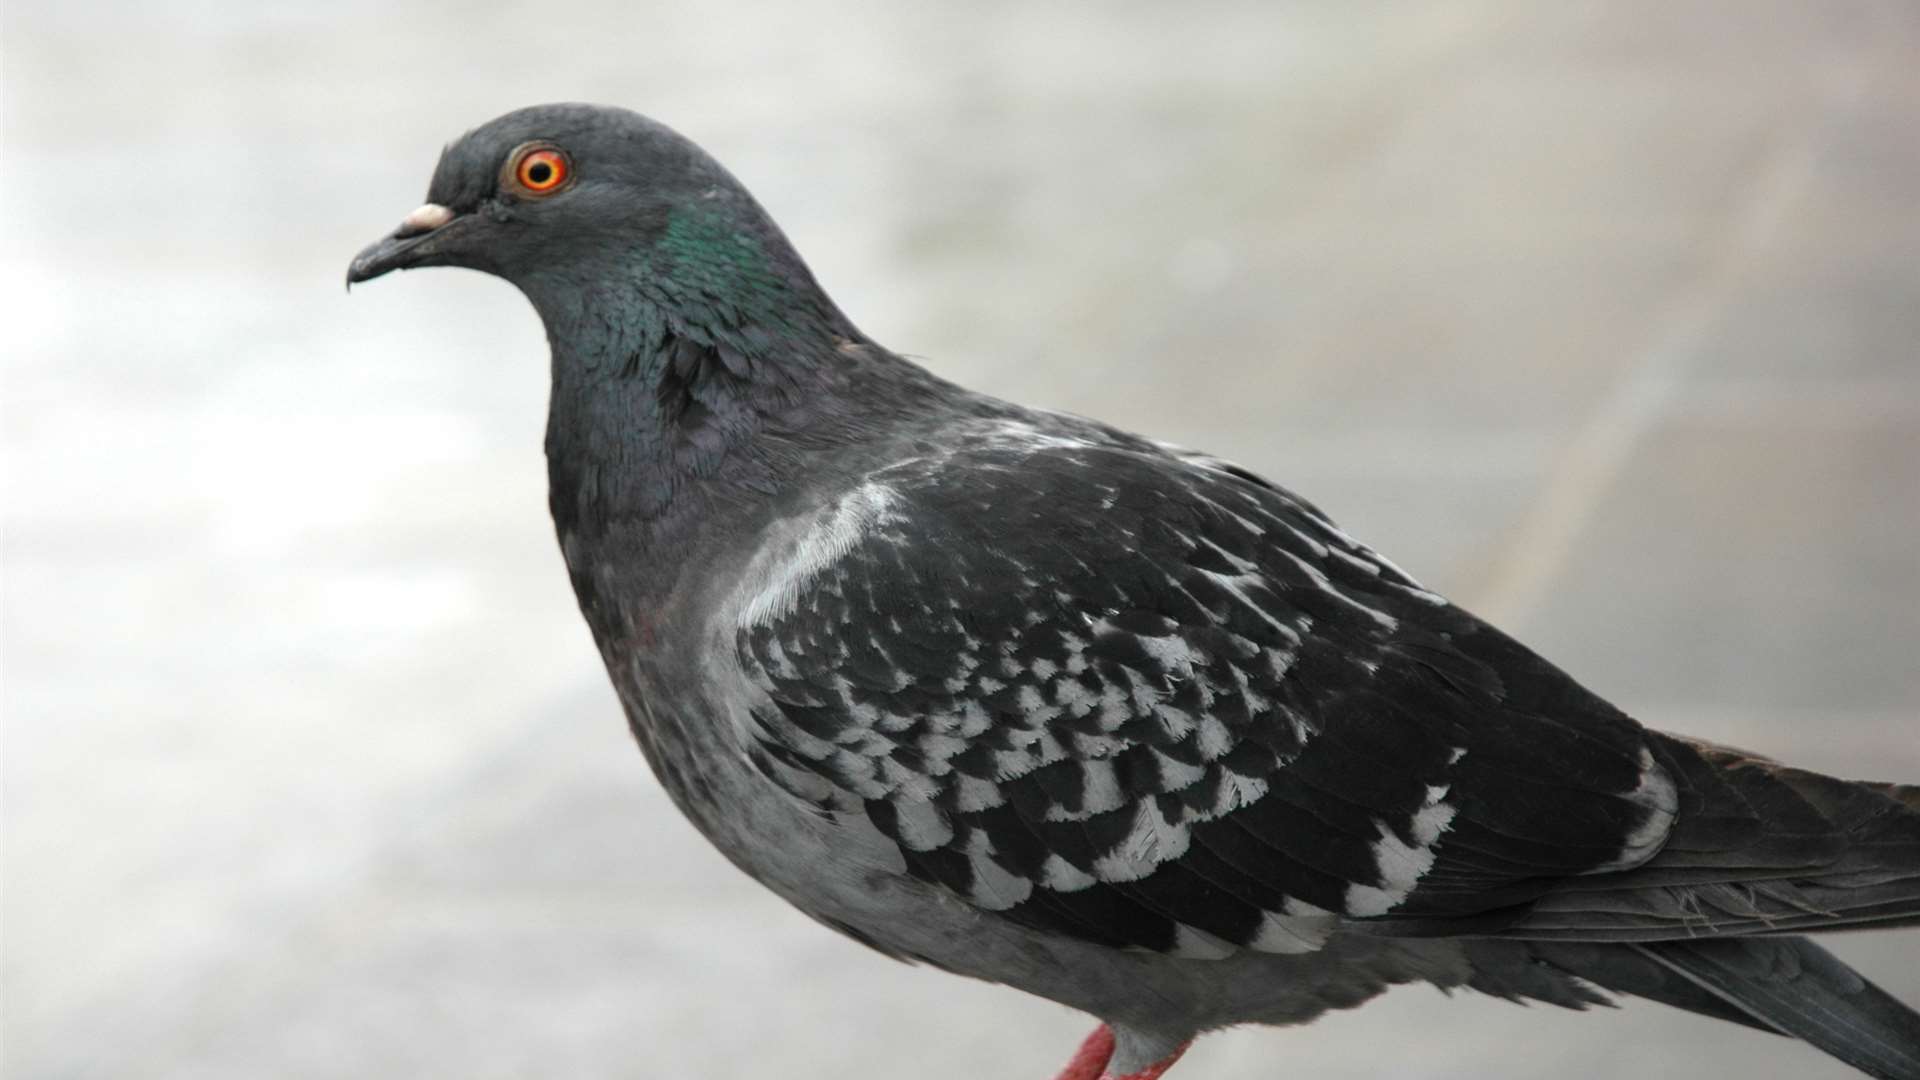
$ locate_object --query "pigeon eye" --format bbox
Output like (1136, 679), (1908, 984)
(510, 146), (571, 195)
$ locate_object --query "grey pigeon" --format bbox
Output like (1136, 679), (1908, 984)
(349, 103), (1920, 1080)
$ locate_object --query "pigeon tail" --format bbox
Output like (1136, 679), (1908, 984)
(1498, 733), (1920, 941)
(1633, 938), (1920, 1080)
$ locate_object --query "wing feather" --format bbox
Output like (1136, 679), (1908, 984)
(734, 429), (1920, 955)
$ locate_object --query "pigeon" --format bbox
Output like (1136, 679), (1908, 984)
(349, 103), (1920, 1080)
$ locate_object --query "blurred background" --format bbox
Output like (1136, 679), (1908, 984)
(5, 2), (1918, 1077)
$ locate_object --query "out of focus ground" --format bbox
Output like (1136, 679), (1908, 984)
(4, 2), (1917, 1077)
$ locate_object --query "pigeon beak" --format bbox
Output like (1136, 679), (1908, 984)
(346, 203), (462, 288)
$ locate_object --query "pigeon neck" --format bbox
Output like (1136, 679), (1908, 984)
(527, 206), (958, 548)
(530, 252), (881, 550)
(540, 310), (807, 525)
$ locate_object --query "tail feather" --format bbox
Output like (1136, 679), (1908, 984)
(1456, 737), (1920, 1076)
(1467, 937), (1920, 1076)
(1500, 735), (1920, 940)
(1487, 940), (1773, 1032)
(1631, 937), (1920, 1080)
(1867, 782), (1920, 815)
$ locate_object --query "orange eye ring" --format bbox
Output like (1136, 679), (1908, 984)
(509, 145), (571, 195)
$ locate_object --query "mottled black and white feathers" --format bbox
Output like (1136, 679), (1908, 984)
(728, 416), (1920, 1076)
(353, 103), (1920, 1080)
(732, 419), (1918, 953)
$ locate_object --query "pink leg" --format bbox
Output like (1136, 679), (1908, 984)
(1052, 1025), (1115, 1080)
(1104, 1039), (1190, 1080)
(1051, 1025), (1192, 1080)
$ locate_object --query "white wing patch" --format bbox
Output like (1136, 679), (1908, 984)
(1343, 780), (1459, 917)
(982, 417), (1098, 453)
(1591, 747), (1678, 873)
(1249, 898), (1339, 954)
(1093, 800), (1192, 882)
(962, 827), (1035, 910)
(740, 482), (902, 628)
(888, 795), (955, 851)
(1171, 923), (1239, 959)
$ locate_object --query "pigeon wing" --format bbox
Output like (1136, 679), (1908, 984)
(733, 437), (1909, 956)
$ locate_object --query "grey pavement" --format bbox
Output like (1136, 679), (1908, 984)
(4, 2), (1918, 1077)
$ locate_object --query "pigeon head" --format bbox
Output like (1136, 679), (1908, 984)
(348, 103), (855, 353)
(347, 104), (943, 533)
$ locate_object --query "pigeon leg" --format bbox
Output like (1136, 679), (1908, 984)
(1052, 1025), (1115, 1080)
(1105, 1041), (1189, 1080)
(1051, 1025), (1191, 1080)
